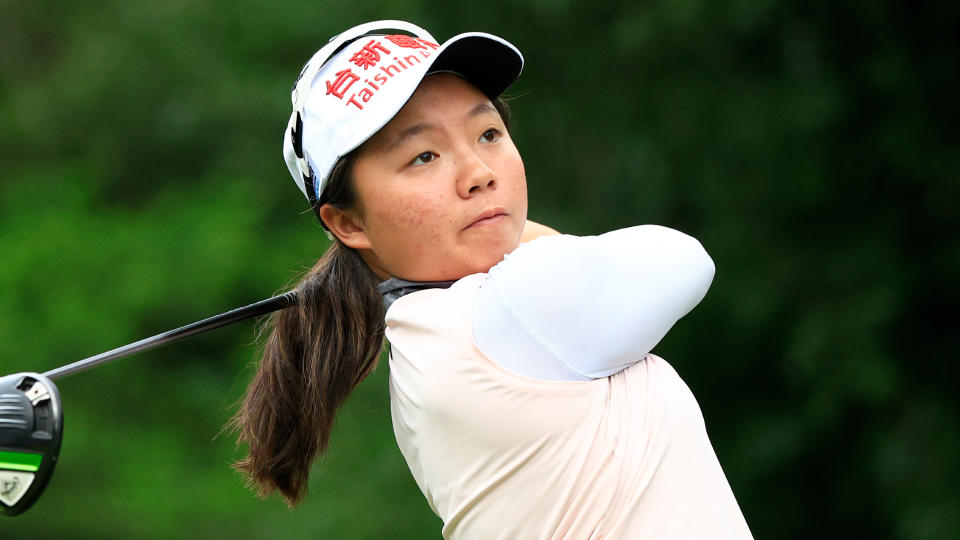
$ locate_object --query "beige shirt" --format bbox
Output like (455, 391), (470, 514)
(387, 274), (752, 539)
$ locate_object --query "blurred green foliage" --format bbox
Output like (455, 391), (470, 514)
(1, 0), (958, 538)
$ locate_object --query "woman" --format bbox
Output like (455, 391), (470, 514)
(231, 20), (752, 539)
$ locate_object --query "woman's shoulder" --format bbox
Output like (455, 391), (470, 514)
(385, 273), (485, 328)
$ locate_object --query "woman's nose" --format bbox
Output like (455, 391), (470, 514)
(456, 151), (497, 198)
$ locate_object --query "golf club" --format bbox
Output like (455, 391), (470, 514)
(0, 291), (298, 516)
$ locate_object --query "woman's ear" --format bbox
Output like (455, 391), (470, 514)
(319, 204), (372, 250)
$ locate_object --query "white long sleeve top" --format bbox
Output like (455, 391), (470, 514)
(473, 225), (715, 380)
(384, 225), (752, 539)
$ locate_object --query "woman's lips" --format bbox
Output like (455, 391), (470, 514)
(466, 208), (508, 229)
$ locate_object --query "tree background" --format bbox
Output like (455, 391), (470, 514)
(2, 1), (957, 538)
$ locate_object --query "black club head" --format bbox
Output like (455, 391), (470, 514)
(0, 372), (63, 517)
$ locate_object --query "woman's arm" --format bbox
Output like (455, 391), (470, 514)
(474, 225), (715, 381)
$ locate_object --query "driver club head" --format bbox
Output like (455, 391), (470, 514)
(0, 372), (63, 517)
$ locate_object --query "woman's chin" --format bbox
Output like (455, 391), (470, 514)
(389, 237), (519, 282)
(467, 248), (513, 275)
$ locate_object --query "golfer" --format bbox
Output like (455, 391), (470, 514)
(231, 20), (752, 539)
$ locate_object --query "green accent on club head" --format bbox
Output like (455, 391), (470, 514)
(0, 450), (42, 472)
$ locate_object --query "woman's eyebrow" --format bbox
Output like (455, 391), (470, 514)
(389, 103), (498, 151)
(468, 102), (499, 118)
(390, 122), (435, 151)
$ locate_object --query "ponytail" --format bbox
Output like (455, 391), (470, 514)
(229, 239), (385, 506)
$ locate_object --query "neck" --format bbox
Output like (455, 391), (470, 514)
(377, 276), (457, 311)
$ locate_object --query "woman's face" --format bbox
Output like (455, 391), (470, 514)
(331, 73), (528, 282)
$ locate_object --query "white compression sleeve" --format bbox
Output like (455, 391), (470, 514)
(472, 225), (715, 381)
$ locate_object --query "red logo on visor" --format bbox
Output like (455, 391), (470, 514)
(324, 36), (438, 111)
(385, 35), (439, 50)
(325, 69), (359, 98)
(350, 39), (392, 70)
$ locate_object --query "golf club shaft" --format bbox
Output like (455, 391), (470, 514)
(42, 291), (299, 381)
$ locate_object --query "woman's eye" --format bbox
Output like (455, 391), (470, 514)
(479, 128), (501, 143)
(410, 152), (436, 166)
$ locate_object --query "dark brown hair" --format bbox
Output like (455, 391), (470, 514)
(229, 94), (511, 507)
(227, 148), (384, 506)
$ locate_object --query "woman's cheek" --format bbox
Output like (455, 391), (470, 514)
(372, 198), (426, 229)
